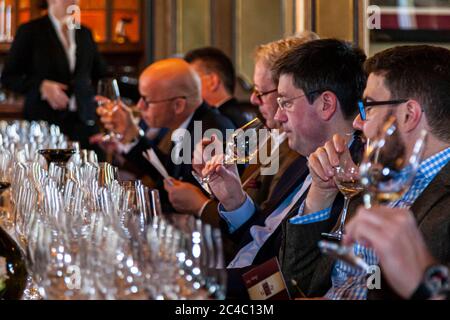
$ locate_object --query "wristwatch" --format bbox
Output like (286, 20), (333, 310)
(410, 265), (449, 300)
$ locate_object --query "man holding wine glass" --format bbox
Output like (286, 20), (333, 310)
(193, 39), (367, 298)
(296, 45), (450, 300)
(163, 35), (316, 225)
(97, 58), (235, 213)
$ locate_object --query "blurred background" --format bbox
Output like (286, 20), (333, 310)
(0, 0), (449, 118)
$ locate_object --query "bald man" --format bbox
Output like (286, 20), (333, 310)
(98, 58), (235, 212)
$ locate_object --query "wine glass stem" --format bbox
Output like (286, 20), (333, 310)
(337, 197), (351, 235)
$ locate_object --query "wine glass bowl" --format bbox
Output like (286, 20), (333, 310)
(334, 166), (364, 198)
(322, 163), (363, 242)
(38, 149), (76, 166)
(198, 117), (269, 190)
(97, 78), (122, 142)
(359, 116), (427, 208)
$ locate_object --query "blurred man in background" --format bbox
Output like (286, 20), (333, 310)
(1, 0), (107, 150)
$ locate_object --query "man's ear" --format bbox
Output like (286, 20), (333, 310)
(209, 72), (221, 92)
(401, 99), (423, 132)
(173, 97), (187, 115)
(317, 91), (338, 121)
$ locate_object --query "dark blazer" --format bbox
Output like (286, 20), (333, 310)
(200, 140), (300, 266)
(294, 161), (450, 299)
(1, 16), (106, 131)
(218, 98), (259, 129)
(124, 102), (235, 212)
(279, 134), (365, 297)
(224, 156), (310, 298)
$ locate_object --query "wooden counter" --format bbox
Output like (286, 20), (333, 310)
(0, 100), (24, 120)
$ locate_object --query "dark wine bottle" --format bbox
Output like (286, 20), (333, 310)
(0, 226), (28, 300)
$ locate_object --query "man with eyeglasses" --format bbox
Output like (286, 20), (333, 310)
(98, 58), (235, 213)
(161, 35), (316, 265)
(162, 35), (315, 220)
(295, 45), (450, 300)
(193, 39), (367, 298)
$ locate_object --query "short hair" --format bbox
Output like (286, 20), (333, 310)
(272, 38), (367, 120)
(254, 31), (319, 80)
(184, 47), (236, 95)
(365, 45), (450, 142)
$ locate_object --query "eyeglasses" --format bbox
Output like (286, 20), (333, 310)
(358, 99), (408, 121)
(252, 87), (277, 103)
(277, 89), (325, 111)
(140, 96), (187, 109)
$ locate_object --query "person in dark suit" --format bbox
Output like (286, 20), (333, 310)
(1, 0), (107, 149)
(193, 39), (367, 299)
(184, 47), (255, 128)
(97, 58), (235, 213)
(164, 35), (317, 221)
(296, 45), (450, 300)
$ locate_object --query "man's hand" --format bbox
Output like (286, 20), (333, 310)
(343, 206), (435, 299)
(192, 136), (246, 212)
(305, 134), (355, 214)
(40, 80), (70, 110)
(96, 97), (139, 143)
(89, 133), (120, 154)
(164, 178), (210, 216)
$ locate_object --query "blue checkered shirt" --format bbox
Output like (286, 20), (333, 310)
(292, 147), (450, 300)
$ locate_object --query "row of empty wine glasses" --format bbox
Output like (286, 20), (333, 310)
(0, 121), (227, 300)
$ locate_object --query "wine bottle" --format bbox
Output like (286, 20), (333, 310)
(0, 226), (28, 300)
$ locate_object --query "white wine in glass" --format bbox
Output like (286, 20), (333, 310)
(322, 165), (362, 241)
(335, 180), (365, 198)
(199, 117), (270, 186)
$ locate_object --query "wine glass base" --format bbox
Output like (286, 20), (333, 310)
(191, 171), (213, 197)
(321, 232), (343, 242)
(102, 133), (123, 142)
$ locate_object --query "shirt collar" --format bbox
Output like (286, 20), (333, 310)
(48, 11), (75, 34)
(417, 147), (450, 180)
(178, 113), (194, 131)
(48, 11), (64, 31)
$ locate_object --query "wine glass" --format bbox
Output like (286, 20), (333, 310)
(0, 149), (12, 227)
(37, 148), (76, 167)
(195, 117), (270, 191)
(322, 158), (364, 241)
(97, 78), (122, 142)
(359, 116), (428, 208)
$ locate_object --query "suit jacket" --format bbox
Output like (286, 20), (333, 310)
(279, 133), (365, 297)
(200, 140), (300, 264)
(218, 98), (259, 129)
(201, 140), (299, 225)
(296, 161), (450, 299)
(224, 156), (310, 298)
(1, 16), (107, 129)
(124, 102), (235, 212)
